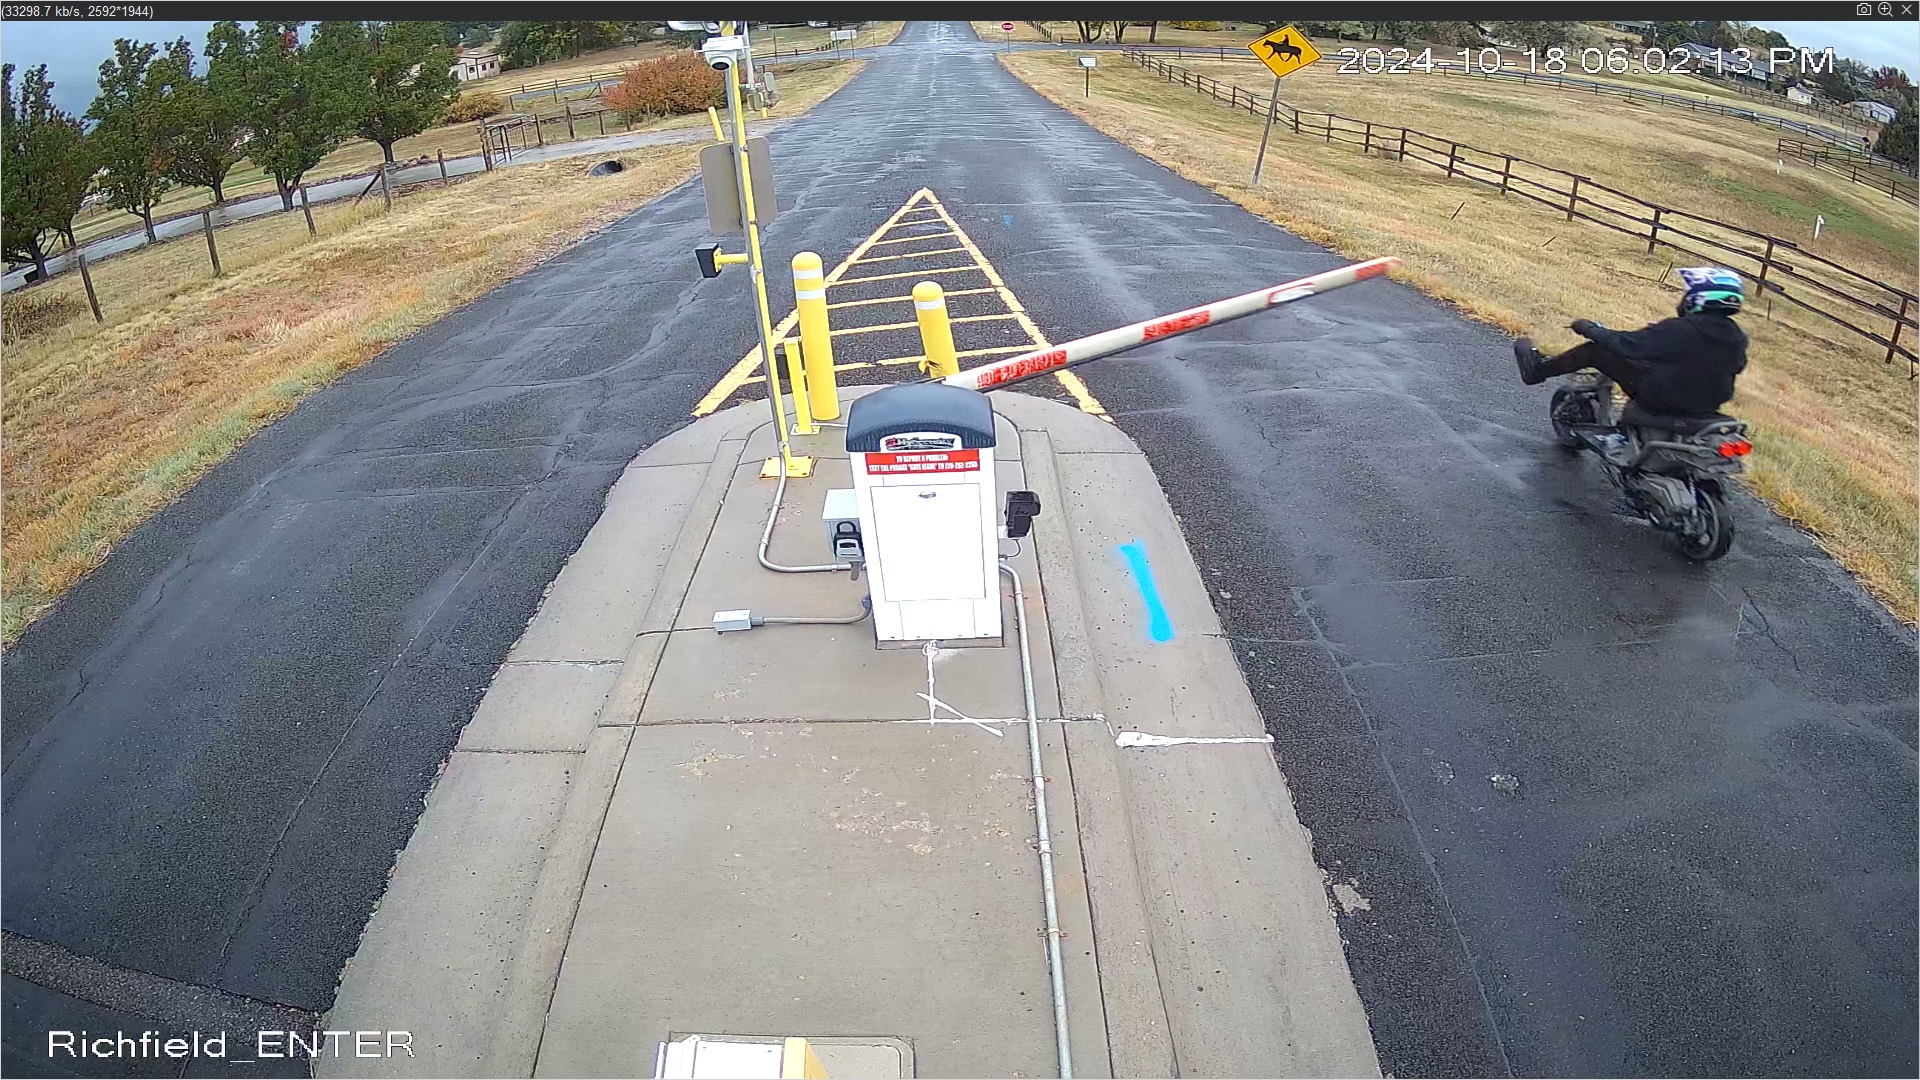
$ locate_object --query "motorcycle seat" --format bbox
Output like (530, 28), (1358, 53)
(1621, 401), (1737, 436)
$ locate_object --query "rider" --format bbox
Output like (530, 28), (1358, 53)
(1512, 267), (1748, 419)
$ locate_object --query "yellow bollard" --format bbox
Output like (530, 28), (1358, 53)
(912, 281), (960, 378)
(707, 106), (725, 144)
(791, 252), (840, 420)
(782, 338), (815, 435)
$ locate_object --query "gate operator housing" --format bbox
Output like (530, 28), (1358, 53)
(845, 384), (1002, 646)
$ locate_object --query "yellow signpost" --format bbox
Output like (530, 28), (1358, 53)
(1247, 25), (1322, 185)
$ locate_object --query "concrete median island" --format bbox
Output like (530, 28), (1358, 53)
(323, 386), (1379, 1079)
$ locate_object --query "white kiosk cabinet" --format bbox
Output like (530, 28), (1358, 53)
(845, 384), (1001, 646)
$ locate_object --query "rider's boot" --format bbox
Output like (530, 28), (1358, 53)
(1514, 338), (1546, 385)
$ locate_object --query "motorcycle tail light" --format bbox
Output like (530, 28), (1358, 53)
(1718, 438), (1753, 458)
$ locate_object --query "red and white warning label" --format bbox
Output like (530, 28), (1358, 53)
(862, 449), (982, 475)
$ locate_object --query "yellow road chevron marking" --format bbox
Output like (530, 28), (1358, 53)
(693, 188), (1109, 420)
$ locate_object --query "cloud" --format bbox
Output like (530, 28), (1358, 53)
(1, 21), (214, 116)
(1755, 20), (1919, 78)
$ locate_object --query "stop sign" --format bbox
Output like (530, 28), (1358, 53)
(1001, 22), (1015, 31)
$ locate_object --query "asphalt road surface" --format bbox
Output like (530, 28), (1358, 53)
(6, 22), (1914, 1078)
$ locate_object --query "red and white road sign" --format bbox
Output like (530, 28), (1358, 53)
(941, 256), (1400, 393)
(1001, 22), (1015, 30)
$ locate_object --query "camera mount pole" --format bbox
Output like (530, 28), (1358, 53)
(721, 21), (809, 478)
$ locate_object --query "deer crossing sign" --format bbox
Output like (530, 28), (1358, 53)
(1248, 25), (1321, 79)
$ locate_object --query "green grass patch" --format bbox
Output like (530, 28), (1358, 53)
(1704, 173), (1914, 258)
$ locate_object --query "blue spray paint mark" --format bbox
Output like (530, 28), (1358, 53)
(1003, 213), (1015, 229)
(1118, 542), (1175, 643)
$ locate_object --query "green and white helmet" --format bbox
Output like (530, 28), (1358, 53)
(1678, 267), (1744, 315)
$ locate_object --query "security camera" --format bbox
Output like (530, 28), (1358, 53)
(701, 35), (746, 72)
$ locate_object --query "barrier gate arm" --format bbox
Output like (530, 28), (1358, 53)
(936, 256), (1401, 394)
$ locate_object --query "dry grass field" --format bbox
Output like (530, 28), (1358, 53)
(2, 59), (869, 643)
(1002, 50), (1918, 620)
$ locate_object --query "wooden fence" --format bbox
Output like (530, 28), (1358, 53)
(1777, 138), (1919, 202)
(1135, 45), (1874, 149)
(1123, 49), (1918, 375)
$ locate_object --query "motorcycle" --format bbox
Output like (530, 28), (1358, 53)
(1546, 369), (1753, 562)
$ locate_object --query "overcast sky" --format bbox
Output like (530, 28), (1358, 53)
(3, 19), (1915, 117)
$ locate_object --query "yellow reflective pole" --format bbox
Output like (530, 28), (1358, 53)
(722, 22), (807, 478)
(782, 338), (816, 435)
(912, 281), (960, 378)
(707, 106), (725, 143)
(791, 251), (841, 420)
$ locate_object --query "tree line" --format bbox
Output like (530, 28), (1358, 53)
(4, 20), (461, 280)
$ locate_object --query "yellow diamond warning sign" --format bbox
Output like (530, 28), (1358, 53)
(1247, 25), (1321, 80)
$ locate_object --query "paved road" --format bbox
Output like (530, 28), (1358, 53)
(4, 22), (1913, 1078)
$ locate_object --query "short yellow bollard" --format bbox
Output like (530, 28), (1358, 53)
(782, 337), (815, 435)
(912, 281), (960, 378)
(791, 252), (840, 420)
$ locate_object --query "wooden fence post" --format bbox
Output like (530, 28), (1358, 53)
(1445, 143), (1458, 178)
(1499, 156), (1512, 194)
(378, 164), (393, 210)
(597, 109), (606, 136)
(75, 249), (103, 320)
(479, 123), (492, 170)
(564, 101), (575, 140)
(1326, 114), (1335, 144)
(437, 149), (447, 183)
(299, 185), (316, 237)
(1566, 175), (1581, 221)
(1397, 128), (1407, 161)
(1757, 237), (1776, 290)
(1887, 295), (1909, 366)
(1647, 207), (1663, 254)
(1291, 106), (1300, 134)
(534, 117), (544, 147)
(201, 211), (221, 276)
(1363, 121), (1372, 153)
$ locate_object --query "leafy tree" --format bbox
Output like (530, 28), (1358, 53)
(498, 21), (621, 69)
(1488, 21), (1580, 51)
(1644, 21), (1694, 49)
(1874, 98), (1916, 168)
(1690, 20), (1740, 50)
(154, 24), (247, 204)
(86, 38), (177, 243)
(442, 21), (502, 48)
(238, 21), (360, 210)
(340, 21), (459, 162)
(2, 63), (93, 277)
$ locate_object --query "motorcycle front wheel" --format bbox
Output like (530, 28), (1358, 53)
(1674, 483), (1734, 562)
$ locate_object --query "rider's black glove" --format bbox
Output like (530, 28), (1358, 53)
(1570, 319), (1601, 338)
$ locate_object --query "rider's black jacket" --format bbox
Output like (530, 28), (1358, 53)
(1579, 313), (1747, 417)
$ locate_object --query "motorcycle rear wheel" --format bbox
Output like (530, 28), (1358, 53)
(1674, 483), (1734, 562)
(1548, 387), (1592, 450)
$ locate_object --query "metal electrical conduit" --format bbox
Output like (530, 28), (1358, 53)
(758, 467), (853, 574)
(1002, 559), (1074, 1080)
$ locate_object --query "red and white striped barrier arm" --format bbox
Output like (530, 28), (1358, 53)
(941, 256), (1401, 393)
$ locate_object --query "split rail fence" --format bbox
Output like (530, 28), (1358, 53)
(1122, 48), (1918, 375)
